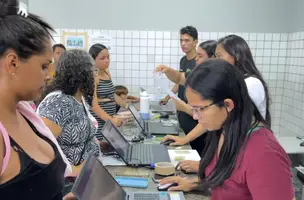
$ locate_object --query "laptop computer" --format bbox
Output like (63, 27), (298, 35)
(129, 104), (179, 135)
(72, 154), (185, 200)
(150, 101), (176, 113)
(102, 120), (171, 166)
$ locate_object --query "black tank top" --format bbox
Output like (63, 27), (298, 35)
(0, 116), (66, 200)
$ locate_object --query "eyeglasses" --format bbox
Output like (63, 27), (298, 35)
(190, 102), (220, 119)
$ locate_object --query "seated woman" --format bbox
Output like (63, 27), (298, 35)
(0, 0), (72, 199)
(158, 35), (271, 173)
(37, 50), (101, 176)
(160, 59), (294, 200)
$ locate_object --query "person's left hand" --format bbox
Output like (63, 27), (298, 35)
(63, 192), (77, 200)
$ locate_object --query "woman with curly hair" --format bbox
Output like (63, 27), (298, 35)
(37, 50), (101, 176)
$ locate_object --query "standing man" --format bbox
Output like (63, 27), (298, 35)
(48, 44), (66, 84)
(158, 26), (206, 153)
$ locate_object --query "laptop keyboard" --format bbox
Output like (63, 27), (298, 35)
(134, 193), (160, 200)
(132, 144), (153, 164)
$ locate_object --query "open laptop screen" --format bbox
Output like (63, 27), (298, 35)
(72, 154), (126, 200)
(129, 104), (145, 131)
(102, 120), (130, 162)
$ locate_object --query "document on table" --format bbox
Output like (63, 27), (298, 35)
(100, 155), (126, 166)
(168, 149), (201, 166)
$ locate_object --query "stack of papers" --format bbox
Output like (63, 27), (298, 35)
(168, 149), (201, 166)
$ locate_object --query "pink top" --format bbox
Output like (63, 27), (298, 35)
(205, 128), (294, 200)
(0, 123), (10, 175)
(0, 101), (72, 176)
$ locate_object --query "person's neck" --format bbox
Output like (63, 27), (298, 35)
(98, 70), (107, 76)
(0, 86), (20, 115)
(186, 48), (197, 60)
(73, 90), (83, 103)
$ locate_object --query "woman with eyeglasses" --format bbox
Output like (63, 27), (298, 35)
(157, 35), (271, 173)
(38, 50), (101, 176)
(159, 59), (294, 200)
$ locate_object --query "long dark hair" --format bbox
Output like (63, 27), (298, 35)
(0, 0), (54, 59)
(185, 59), (267, 190)
(89, 43), (108, 60)
(218, 35), (271, 128)
(42, 50), (95, 106)
(199, 40), (217, 58)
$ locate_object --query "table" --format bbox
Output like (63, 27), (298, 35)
(105, 113), (209, 200)
(277, 136), (304, 154)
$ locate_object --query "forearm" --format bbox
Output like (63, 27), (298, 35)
(179, 103), (193, 116)
(92, 99), (112, 121)
(184, 124), (208, 143)
(164, 68), (183, 84)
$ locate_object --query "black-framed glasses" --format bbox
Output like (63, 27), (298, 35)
(190, 101), (221, 118)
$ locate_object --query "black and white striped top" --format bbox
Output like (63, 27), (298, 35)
(91, 75), (117, 141)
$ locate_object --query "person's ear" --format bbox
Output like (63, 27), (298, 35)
(4, 51), (19, 76)
(223, 99), (234, 113)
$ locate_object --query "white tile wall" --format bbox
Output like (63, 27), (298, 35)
(52, 29), (291, 136)
(280, 31), (304, 137)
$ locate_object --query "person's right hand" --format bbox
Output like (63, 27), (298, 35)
(178, 160), (200, 173)
(162, 135), (189, 146)
(159, 176), (197, 192)
(111, 116), (122, 127)
(154, 65), (170, 74)
(159, 98), (169, 105)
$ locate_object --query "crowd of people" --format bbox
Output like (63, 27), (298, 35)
(0, 0), (295, 200)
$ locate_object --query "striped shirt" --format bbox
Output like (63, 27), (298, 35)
(91, 75), (117, 141)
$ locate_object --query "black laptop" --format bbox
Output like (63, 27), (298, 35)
(102, 120), (171, 166)
(71, 154), (186, 200)
(128, 104), (179, 135)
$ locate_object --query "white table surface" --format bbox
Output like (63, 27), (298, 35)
(277, 136), (304, 154)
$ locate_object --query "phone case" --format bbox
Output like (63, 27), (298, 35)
(114, 176), (149, 188)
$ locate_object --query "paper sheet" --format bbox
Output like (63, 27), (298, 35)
(168, 150), (201, 166)
(167, 89), (182, 101)
(100, 156), (126, 166)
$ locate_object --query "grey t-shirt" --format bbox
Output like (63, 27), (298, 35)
(38, 93), (101, 165)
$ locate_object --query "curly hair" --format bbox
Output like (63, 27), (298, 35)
(42, 50), (95, 106)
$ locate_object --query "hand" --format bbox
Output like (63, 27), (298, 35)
(162, 135), (189, 146)
(110, 116), (122, 127)
(159, 176), (197, 192)
(178, 160), (200, 173)
(159, 98), (169, 105)
(63, 192), (77, 200)
(154, 65), (170, 73)
(128, 96), (140, 103)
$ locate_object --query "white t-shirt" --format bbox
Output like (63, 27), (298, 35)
(245, 77), (267, 119)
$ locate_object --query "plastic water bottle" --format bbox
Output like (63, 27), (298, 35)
(155, 86), (162, 101)
(140, 91), (150, 120)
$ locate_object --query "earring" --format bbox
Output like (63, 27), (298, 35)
(11, 73), (16, 76)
